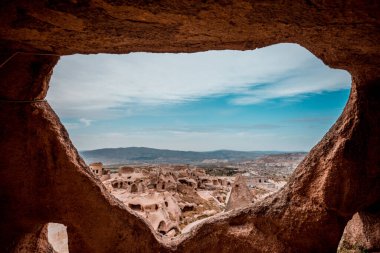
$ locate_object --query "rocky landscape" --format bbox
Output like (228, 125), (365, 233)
(1, 1), (379, 252)
(45, 153), (302, 252)
(100, 165), (232, 236)
(88, 152), (304, 238)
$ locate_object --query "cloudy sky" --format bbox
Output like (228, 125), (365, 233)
(47, 43), (351, 151)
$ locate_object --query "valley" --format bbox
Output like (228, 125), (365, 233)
(86, 149), (306, 237)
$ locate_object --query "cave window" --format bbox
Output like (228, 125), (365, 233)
(158, 221), (166, 234)
(131, 184), (138, 193)
(129, 204), (142, 211)
(47, 223), (69, 253)
(47, 43), (351, 238)
(182, 205), (194, 212)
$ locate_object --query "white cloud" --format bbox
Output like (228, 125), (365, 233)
(47, 43), (351, 119)
(62, 118), (93, 129)
(231, 65), (350, 105)
(79, 118), (92, 127)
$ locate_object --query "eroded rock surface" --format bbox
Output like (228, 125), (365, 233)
(225, 175), (253, 211)
(13, 225), (56, 253)
(0, 1), (379, 252)
(339, 208), (380, 252)
(100, 165), (234, 236)
(96, 163), (234, 237)
(1, 1), (379, 76)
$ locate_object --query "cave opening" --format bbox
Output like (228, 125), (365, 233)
(44, 42), (350, 245)
(1, 2), (378, 252)
(47, 223), (69, 253)
(131, 184), (138, 193)
(128, 204), (142, 211)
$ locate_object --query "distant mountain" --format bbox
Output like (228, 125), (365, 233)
(80, 147), (301, 165)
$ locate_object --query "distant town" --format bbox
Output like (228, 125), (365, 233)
(85, 149), (306, 237)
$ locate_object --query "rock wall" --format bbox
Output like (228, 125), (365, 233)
(0, 1), (379, 252)
(339, 208), (380, 252)
(12, 224), (56, 253)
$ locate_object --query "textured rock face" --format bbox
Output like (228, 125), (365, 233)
(225, 175), (253, 211)
(13, 225), (56, 253)
(339, 210), (380, 252)
(0, 1), (379, 253)
(1, 1), (379, 75)
(101, 165), (232, 235)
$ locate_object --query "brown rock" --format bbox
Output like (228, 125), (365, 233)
(13, 224), (56, 253)
(339, 208), (380, 252)
(225, 175), (253, 211)
(0, 1), (379, 252)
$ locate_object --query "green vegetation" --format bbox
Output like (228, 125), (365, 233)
(200, 166), (239, 176)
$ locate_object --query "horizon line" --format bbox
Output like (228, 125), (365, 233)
(80, 146), (309, 153)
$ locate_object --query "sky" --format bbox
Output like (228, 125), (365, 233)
(47, 43), (351, 152)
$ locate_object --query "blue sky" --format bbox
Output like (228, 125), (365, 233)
(47, 43), (351, 151)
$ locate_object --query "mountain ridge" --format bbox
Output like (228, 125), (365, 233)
(80, 146), (307, 165)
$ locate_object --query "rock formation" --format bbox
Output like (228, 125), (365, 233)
(225, 175), (253, 211)
(88, 162), (103, 176)
(13, 225), (56, 253)
(0, 1), (379, 252)
(338, 210), (380, 252)
(100, 165), (233, 236)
